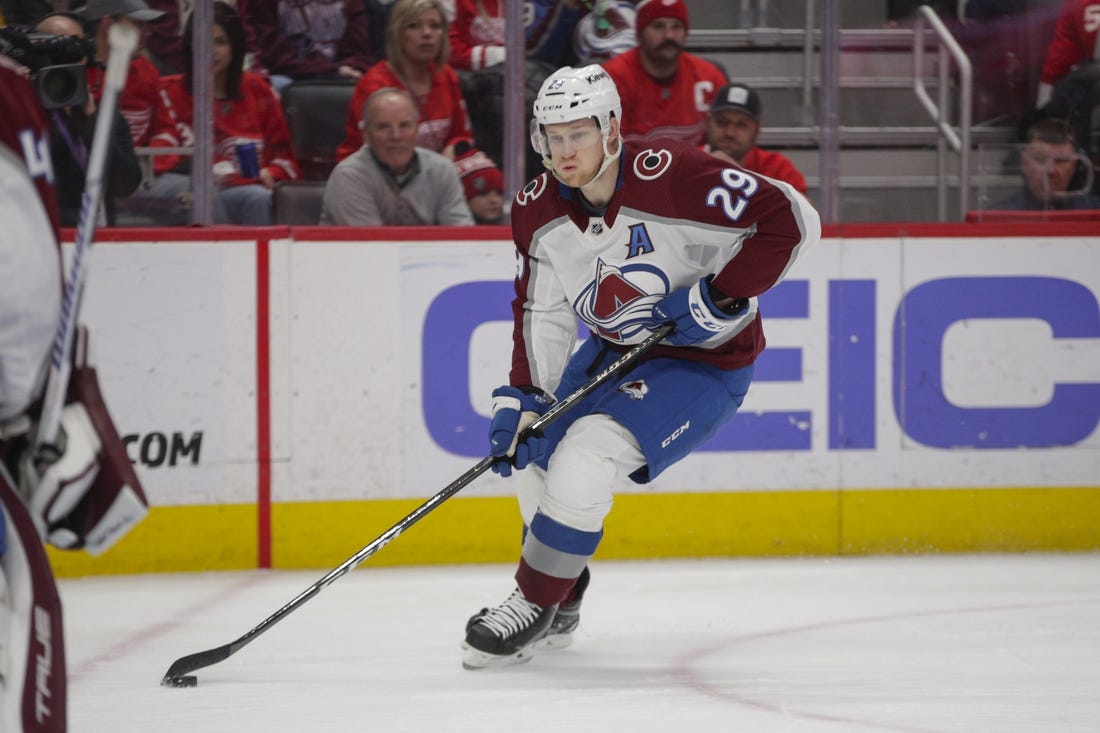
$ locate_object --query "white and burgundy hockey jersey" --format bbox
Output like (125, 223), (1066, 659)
(507, 139), (819, 394)
(0, 59), (62, 423)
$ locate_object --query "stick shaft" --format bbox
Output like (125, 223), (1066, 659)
(162, 323), (673, 681)
(36, 22), (137, 447)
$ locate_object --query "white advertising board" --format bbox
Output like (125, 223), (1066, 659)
(77, 240), (259, 505)
(280, 235), (1100, 501)
(75, 233), (1100, 507)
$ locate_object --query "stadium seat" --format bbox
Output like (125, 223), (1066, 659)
(281, 79), (357, 181)
(272, 180), (326, 225)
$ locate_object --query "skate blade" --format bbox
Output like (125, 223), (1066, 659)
(535, 631), (574, 650)
(461, 642), (539, 670)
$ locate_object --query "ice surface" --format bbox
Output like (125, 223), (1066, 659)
(61, 554), (1100, 732)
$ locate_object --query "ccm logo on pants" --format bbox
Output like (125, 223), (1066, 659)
(662, 421), (691, 448)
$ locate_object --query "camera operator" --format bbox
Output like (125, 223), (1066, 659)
(33, 11), (141, 227)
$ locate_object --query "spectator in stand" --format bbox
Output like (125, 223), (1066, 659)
(601, 0), (727, 145)
(447, 0), (583, 71)
(336, 0), (472, 161)
(322, 87), (473, 225)
(81, 0), (174, 147)
(143, 1), (300, 224)
(143, 0), (259, 75)
(703, 82), (808, 195)
(248, 0), (377, 91)
(1036, 0), (1099, 107)
(452, 138), (506, 224)
(991, 118), (1099, 210)
(36, 10), (142, 226)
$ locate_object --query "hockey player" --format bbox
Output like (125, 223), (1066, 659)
(461, 64), (820, 669)
(1, 57), (149, 731)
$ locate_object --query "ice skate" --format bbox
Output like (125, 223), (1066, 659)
(538, 566), (590, 650)
(462, 587), (556, 669)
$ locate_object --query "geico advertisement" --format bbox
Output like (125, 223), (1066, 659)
(390, 237), (1100, 497)
(75, 235), (1100, 507)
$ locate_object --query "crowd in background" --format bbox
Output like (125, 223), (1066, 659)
(1, 0), (1097, 225)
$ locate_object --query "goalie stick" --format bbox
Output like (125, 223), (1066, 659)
(160, 322), (675, 686)
(33, 21), (139, 453)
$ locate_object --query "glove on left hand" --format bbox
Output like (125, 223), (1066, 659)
(489, 386), (554, 477)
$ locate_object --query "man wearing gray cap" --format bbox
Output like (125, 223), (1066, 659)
(704, 82), (808, 195)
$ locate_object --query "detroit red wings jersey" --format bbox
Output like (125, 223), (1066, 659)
(151, 72), (300, 183)
(87, 55), (174, 146)
(601, 49), (728, 145)
(507, 140), (819, 392)
(336, 61), (473, 160)
(1040, 0), (1100, 85)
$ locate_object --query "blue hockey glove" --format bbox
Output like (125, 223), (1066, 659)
(488, 386), (555, 477)
(646, 276), (749, 347)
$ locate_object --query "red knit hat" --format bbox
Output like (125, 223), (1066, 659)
(634, 0), (689, 34)
(454, 148), (504, 200)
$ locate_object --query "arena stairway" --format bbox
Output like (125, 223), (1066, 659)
(685, 0), (1023, 222)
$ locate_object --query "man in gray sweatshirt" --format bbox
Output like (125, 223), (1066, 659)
(321, 87), (474, 226)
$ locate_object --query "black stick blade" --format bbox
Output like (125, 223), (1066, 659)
(161, 644), (232, 685)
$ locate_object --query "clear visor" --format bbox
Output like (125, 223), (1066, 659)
(531, 118), (603, 158)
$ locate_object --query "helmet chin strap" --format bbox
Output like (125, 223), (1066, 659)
(543, 131), (622, 188)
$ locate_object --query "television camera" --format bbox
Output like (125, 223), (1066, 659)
(0, 24), (95, 109)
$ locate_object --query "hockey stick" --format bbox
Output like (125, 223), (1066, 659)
(160, 322), (674, 686)
(33, 22), (139, 452)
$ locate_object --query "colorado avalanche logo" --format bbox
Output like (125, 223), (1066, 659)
(618, 379), (648, 400)
(515, 174), (548, 206)
(633, 148), (673, 180)
(574, 259), (669, 342)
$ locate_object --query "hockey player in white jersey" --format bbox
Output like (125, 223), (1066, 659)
(462, 64), (820, 669)
(1, 57), (149, 732)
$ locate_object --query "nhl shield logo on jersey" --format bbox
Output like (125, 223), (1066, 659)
(617, 379), (648, 400)
(633, 148), (673, 180)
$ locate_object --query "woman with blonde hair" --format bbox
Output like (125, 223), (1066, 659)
(336, 0), (472, 161)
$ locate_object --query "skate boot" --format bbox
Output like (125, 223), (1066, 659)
(462, 587), (556, 669)
(539, 566), (590, 650)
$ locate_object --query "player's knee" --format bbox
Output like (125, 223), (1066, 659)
(538, 414), (643, 531)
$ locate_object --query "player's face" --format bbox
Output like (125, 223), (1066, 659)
(706, 109), (759, 162)
(638, 18), (686, 66)
(1021, 140), (1078, 203)
(544, 118), (605, 187)
(363, 94), (419, 172)
(401, 8), (445, 65)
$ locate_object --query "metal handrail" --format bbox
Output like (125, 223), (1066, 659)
(913, 5), (972, 220)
